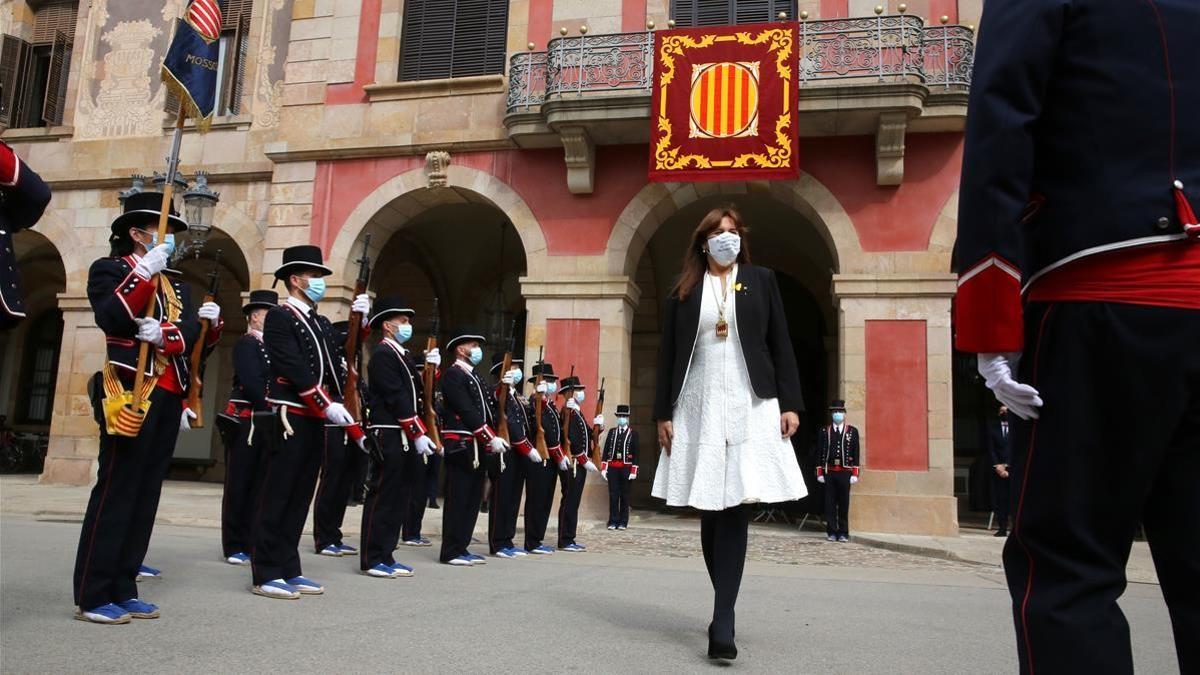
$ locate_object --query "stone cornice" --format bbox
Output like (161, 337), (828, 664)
(364, 75), (507, 102)
(520, 276), (641, 307)
(832, 273), (957, 298)
(262, 137), (514, 163)
(40, 165), (275, 191)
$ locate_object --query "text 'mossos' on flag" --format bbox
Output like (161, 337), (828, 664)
(161, 0), (225, 131)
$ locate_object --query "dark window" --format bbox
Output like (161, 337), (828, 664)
(0, 0), (77, 129)
(670, 0), (798, 26)
(399, 0), (509, 82)
(167, 0), (251, 117)
(18, 310), (63, 425)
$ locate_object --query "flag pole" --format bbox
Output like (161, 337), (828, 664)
(131, 108), (186, 411)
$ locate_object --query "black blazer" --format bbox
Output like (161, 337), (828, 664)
(1, 142), (51, 328)
(228, 333), (270, 411)
(988, 419), (1013, 466)
(654, 264), (803, 421)
(263, 301), (345, 409)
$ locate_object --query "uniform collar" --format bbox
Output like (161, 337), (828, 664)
(384, 336), (408, 354)
(248, 328), (263, 341)
(454, 359), (474, 374)
(833, 423), (845, 433)
(286, 295), (313, 316)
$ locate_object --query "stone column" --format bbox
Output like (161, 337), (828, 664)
(832, 273), (958, 536)
(521, 275), (640, 522)
(39, 293), (104, 485)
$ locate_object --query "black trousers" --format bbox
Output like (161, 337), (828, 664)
(425, 452), (442, 503)
(823, 472), (851, 536)
(1005, 302), (1199, 674)
(251, 414), (324, 585)
(700, 505), (749, 642)
(556, 463), (587, 548)
(360, 429), (406, 570)
(73, 388), (182, 609)
(439, 444), (485, 562)
(312, 427), (355, 552)
(523, 458), (556, 550)
(992, 472), (1010, 532)
(221, 416), (264, 558)
(399, 438), (429, 541)
(485, 451), (521, 553)
(501, 454), (528, 549)
(607, 466), (632, 527)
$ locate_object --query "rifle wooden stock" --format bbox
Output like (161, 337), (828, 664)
(186, 251), (222, 429)
(590, 377), (605, 466)
(496, 350), (513, 443)
(532, 347), (547, 462)
(423, 335), (441, 451)
(343, 236), (372, 420)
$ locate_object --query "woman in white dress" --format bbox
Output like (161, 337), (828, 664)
(651, 205), (807, 660)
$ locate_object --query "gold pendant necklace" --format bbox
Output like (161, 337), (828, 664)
(711, 273), (730, 339)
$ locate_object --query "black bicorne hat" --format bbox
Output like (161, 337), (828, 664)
(242, 289), (278, 313)
(615, 404), (631, 417)
(829, 399), (847, 411)
(527, 362), (556, 383)
(369, 296), (416, 329)
(490, 352), (525, 374)
(110, 191), (188, 241)
(273, 245), (333, 281)
(558, 376), (584, 392)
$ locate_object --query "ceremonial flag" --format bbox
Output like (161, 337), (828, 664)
(161, 0), (224, 131)
(650, 22), (799, 182)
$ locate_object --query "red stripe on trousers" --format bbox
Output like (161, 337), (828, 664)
(76, 451), (117, 606)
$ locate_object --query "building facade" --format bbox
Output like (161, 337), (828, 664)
(2, 0), (982, 535)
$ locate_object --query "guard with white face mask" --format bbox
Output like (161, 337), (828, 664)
(523, 362), (563, 554)
(556, 376), (602, 552)
(486, 354), (542, 558)
(437, 327), (508, 566)
(815, 400), (860, 542)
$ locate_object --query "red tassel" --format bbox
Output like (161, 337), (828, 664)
(1175, 180), (1199, 239)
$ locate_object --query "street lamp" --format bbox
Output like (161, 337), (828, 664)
(123, 170), (222, 260)
(183, 171), (219, 239)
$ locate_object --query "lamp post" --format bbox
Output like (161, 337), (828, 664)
(122, 170), (221, 261)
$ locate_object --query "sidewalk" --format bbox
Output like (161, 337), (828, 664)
(0, 475), (1160, 584)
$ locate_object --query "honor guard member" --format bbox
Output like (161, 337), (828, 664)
(251, 245), (371, 599)
(358, 296), (438, 578)
(437, 327), (509, 566)
(601, 404), (639, 531)
(955, 2), (1198, 671)
(523, 362), (562, 555)
(219, 289), (277, 566)
(487, 354), (542, 558)
(313, 319), (362, 558)
(73, 192), (223, 623)
(556, 376), (603, 552)
(814, 400), (859, 542)
(0, 140), (51, 329)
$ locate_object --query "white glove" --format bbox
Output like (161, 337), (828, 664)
(324, 402), (354, 426)
(817, 475), (825, 484)
(198, 301), (220, 322)
(850, 475), (859, 485)
(593, 414), (604, 427)
(978, 353), (1043, 420)
(425, 348), (441, 367)
(351, 293), (371, 316)
(179, 408), (197, 431)
(526, 449), (543, 464)
(413, 435), (437, 457)
(488, 436), (510, 454)
(601, 469), (608, 481)
(557, 457), (570, 471)
(628, 472), (636, 481)
(582, 459), (599, 474)
(135, 318), (164, 347)
(134, 244), (172, 279)
(536, 382), (548, 395)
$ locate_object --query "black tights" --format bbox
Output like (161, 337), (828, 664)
(700, 505), (749, 642)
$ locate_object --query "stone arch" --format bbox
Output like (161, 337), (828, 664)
(212, 201), (265, 283)
(604, 172), (864, 277)
(22, 209), (86, 295)
(326, 164), (549, 290)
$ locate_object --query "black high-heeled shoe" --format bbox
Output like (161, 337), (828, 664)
(708, 623), (738, 660)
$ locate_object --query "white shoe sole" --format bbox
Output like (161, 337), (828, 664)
(252, 586), (300, 600)
(318, 550), (343, 557)
(445, 560), (473, 566)
(392, 569), (414, 577)
(294, 586), (324, 595)
(74, 610), (132, 625)
(365, 570), (400, 578)
(226, 558), (250, 565)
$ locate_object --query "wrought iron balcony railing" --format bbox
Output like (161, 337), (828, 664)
(506, 15), (974, 113)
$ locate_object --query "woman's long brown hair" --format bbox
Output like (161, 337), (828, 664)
(672, 204), (751, 301)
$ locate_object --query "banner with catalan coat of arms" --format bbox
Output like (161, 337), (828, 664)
(649, 22), (799, 183)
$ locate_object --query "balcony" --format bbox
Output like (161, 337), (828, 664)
(505, 15), (975, 191)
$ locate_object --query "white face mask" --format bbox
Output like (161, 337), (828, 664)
(707, 231), (741, 267)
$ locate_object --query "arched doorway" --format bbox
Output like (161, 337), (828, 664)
(168, 228), (251, 481)
(0, 230), (66, 473)
(623, 189), (840, 513)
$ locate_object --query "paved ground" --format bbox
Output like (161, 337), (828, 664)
(0, 512), (1181, 674)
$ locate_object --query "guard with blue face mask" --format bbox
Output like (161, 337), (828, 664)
(357, 296), (433, 578)
(485, 354), (542, 558)
(815, 399), (860, 543)
(556, 376), (601, 553)
(601, 404), (640, 530)
(524, 361), (564, 554)
(436, 327), (508, 567)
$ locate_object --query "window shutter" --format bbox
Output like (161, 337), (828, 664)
(400, 0), (507, 81)
(41, 29), (71, 125)
(672, 0), (796, 25)
(223, 12), (249, 114)
(0, 35), (31, 128)
(32, 1), (77, 44)
(222, 0), (253, 28)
